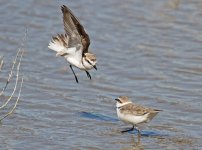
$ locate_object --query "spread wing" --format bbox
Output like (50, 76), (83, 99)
(61, 5), (82, 48)
(119, 103), (152, 116)
(61, 5), (90, 54)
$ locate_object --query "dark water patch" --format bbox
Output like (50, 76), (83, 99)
(78, 111), (118, 122)
(128, 129), (168, 137)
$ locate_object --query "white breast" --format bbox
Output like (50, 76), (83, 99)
(117, 108), (148, 125)
(64, 47), (85, 69)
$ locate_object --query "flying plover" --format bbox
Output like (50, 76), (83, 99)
(48, 5), (97, 83)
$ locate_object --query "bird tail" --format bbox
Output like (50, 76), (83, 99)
(146, 109), (162, 122)
(48, 34), (69, 53)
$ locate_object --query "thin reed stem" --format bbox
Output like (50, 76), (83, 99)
(0, 77), (23, 122)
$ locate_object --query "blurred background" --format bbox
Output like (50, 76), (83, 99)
(0, 0), (201, 149)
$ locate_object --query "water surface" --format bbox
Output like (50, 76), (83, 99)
(0, 0), (201, 149)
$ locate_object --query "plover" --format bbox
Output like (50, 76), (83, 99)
(48, 5), (97, 83)
(115, 96), (161, 137)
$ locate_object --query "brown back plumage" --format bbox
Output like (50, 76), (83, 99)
(118, 96), (161, 116)
(119, 102), (161, 122)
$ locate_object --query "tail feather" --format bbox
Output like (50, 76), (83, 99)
(48, 34), (69, 53)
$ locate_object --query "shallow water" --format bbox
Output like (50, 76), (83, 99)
(0, 0), (202, 149)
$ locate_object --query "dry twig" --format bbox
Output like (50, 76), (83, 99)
(0, 28), (27, 122)
(0, 77), (23, 122)
(0, 50), (21, 97)
(0, 56), (3, 72)
(0, 50), (24, 109)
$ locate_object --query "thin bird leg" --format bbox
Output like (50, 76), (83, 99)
(135, 126), (141, 141)
(85, 71), (91, 80)
(69, 65), (78, 83)
(121, 125), (134, 133)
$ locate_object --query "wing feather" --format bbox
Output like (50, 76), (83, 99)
(61, 5), (90, 53)
(48, 34), (69, 56)
(119, 103), (152, 116)
(61, 5), (81, 49)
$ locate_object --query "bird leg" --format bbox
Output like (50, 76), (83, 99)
(135, 126), (141, 142)
(121, 125), (134, 133)
(69, 65), (78, 83)
(85, 71), (92, 80)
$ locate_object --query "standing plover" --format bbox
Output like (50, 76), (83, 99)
(48, 5), (97, 83)
(115, 96), (161, 138)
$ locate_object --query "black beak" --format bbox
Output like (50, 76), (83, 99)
(93, 65), (97, 70)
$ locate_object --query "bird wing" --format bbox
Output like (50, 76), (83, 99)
(119, 103), (151, 116)
(61, 5), (90, 54)
(61, 5), (82, 49)
(48, 34), (70, 56)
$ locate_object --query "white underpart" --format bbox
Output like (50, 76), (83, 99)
(64, 46), (84, 69)
(117, 109), (149, 125)
(116, 102), (149, 125)
(48, 40), (92, 70)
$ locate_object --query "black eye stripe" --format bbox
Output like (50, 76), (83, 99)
(86, 60), (92, 65)
(118, 99), (122, 103)
(115, 99), (122, 103)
